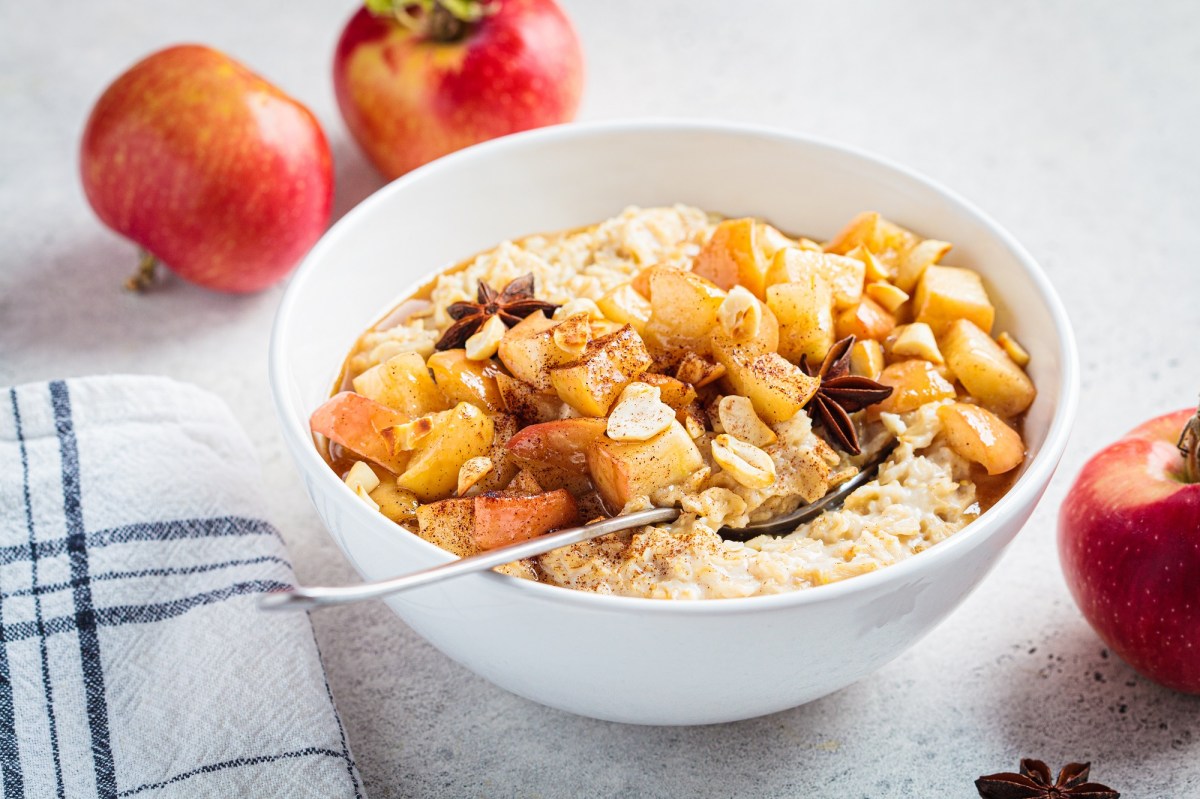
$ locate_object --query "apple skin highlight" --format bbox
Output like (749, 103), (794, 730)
(1059, 407), (1200, 694)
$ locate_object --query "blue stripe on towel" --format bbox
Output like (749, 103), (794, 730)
(0, 516), (279, 567)
(13, 388), (66, 798)
(117, 748), (351, 797)
(51, 381), (118, 799)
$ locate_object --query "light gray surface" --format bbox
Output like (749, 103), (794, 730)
(2, 1), (1197, 796)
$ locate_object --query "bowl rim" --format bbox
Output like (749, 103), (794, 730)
(270, 117), (1080, 616)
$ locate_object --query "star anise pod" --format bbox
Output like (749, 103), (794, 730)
(434, 273), (560, 351)
(976, 758), (1120, 799)
(798, 335), (893, 455)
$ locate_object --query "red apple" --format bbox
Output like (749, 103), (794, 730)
(81, 45), (333, 293)
(333, 0), (584, 179)
(1058, 404), (1200, 693)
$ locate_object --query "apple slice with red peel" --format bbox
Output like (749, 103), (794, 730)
(310, 392), (409, 473)
(473, 489), (581, 551)
(507, 417), (607, 465)
(1059, 403), (1200, 694)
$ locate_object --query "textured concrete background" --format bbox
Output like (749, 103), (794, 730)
(2, 0), (1199, 796)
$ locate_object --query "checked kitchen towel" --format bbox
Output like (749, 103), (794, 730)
(0, 376), (362, 798)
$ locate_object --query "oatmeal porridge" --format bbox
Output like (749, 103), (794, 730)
(311, 205), (1037, 599)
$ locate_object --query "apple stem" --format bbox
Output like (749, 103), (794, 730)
(366, 0), (493, 42)
(1180, 399), (1200, 484)
(125, 248), (159, 292)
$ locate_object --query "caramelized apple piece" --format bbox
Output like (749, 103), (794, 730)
(310, 392), (410, 473)
(396, 402), (495, 501)
(596, 282), (652, 334)
(894, 238), (952, 293)
(767, 272), (835, 364)
(506, 417), (608, 493)
(497, 311), (579, 390)
(352, 351), (449, 417)
(587, 420), (705, 511)
(427, 349), (504, 411)
(415, 497), (478, 557)
(495, 372), (565, 425)
(716, 350), (820, 425)
(549, 325), (653, 416)
(913, 265), (995, 335)
(874, 359), (956, 416)
(765, 248), (865, 310)
(472, 489), (581, 551)
(937, 402), (1025, 475)
(642, 268), (726, 362)
(692, 217), (769, 298)
(940, 319), (1036, 416)
(834, 297), (896, 342)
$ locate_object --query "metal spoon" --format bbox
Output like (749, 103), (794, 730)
(259, 441), (896, 612)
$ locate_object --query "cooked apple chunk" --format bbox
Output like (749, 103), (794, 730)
(497, 311), (581, 390)
(874, 359), (956, 416)
(691, 217), (769, 299)
(549, 325), (653, 416)
(637, 373), (698, 410)
(596, 282), (652, 334)
(310, 392), (410, 473)
(415, 497), (477, 557)
(716, 349), (820, 425)
(913, 265), (995, 335)
(767, 272), (835, 364)
(642, 268), (727, 361)
(495, 372), (564, 425)
(396, 402), (496, 501)
(506, 416), (607, 492)
(834, 297), (896, 342)
(765, 248), (865, 310)
(940, 319), (1036, 416)
(427, 348), (504, 411)
(586, 420), (705, 511)
(894, 238), (952, 293)
(352, 351), (449, 418)
(473, 489), (581, 551)
(937, 402), (1025, 475)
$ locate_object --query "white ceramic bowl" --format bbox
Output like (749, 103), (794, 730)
(270, 120), (1078, 725)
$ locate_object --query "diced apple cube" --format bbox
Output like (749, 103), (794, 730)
(497, 311), (577, 390)
(765, 248), (865, 310)
(506, 416), (608, 493)
(642, 268), (727, 362)
(940, 319), (1036, 416)
(937, 402), (1026, 475)
(834, 297), (896, 342)
(824, 212), (920, 270)
(894, 238), (953, 293)
(692, 217), (770, 299)
(472, 489), (581, 551)
(716, 349), (820, 425)
(766, 273), (835, 364)
(396, 402), (496, 502)
(864, 281), (909, 313)
(352, 351), (449, 418)
(597, 282), (652, 335)
(310, 392), (410, 473)
(586, 420), (704, 511)
(549, 325), (653, 416)
(415, 497), (478, 557)
(874, 359), (956, 416)
(914, 265), (995, 335)
(427, 348), (504, 411)
(495, 372), (565, 425)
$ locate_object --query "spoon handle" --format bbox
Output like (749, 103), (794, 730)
(259, 506), (680, 612)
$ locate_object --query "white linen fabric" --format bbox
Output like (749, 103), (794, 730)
(0, 376), (363, 798)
